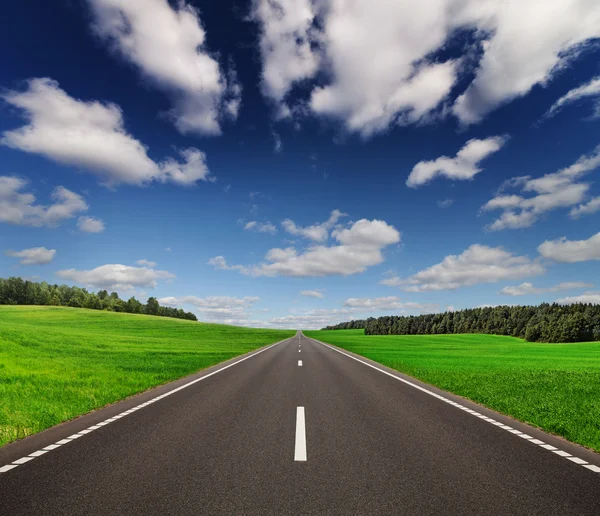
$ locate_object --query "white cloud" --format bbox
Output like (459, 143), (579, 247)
(87, 0), (240, 135)
(0, 176), (87, 227)
(210, 217), (400, 277)
(398, 244), (544, 292)
(343, 296), (438, 313)
(77, 216), (105, 233)
(555, 292), (600, 305)
(136, 259), (157, 267)
(282, 209), (346, 242)
(437, 199), (454, 208)
(483, 144), (600, 230)
(263, 297), (437, 329)
(538, 232), (600, 263)
(201, 295), (437, 330)
(570, 196), (600, 219)
(379, 275), (403, 287)
(300, 290), (324, 298)
(308, 2), (460, 137)
(499, 281), (592, 296)
(1, 78), (211, 187)
(250, 0), (319, 105)
(158, 295), (260, 322)
(57, 263), (174, 290)
(5, 247), (56, 265)
(407, 137), (506, 187)
(453, 0), (600, 124)
(545, 76), (600, 119)
(244, 221), (277, 234)
(207, 256), (250, 275)
(252, 0), (600, 134)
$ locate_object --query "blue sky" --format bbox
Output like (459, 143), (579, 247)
(1, 0), (599, 328)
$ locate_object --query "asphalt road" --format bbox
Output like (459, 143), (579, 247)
(1, 331), (600, 515)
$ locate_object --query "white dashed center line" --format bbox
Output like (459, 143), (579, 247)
(295, 407), (307, 461)
(298, 360), (303, 366)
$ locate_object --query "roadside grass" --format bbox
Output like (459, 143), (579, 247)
(304, 330), (600, 452)
(0, 306), (294, 447)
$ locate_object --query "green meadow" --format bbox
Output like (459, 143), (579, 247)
(304, 330), (600, 452)
(0, 306), (294, 447)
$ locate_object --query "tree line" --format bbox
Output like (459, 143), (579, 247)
(0, 277), (197, 321)
(322, 303), (600, 343)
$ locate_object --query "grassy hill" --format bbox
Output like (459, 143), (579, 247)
(0, 306), (294, 447)
(304, 330), (600, 452)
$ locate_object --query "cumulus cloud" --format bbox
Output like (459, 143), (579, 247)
(210, 217), (400, 277)
(300, 290), (324, 298)
(77, 216), (105, 233)
(244, 221), (277, 234)
(555, 292), (600, 305)
(158, 295), (260, 322)
(0, 176), (87, 227)
(57, 263), (174, 290)
(5, 247), (56, 265)
(453, 0), (600, 124)
(87, 0), (240, 135)
(569, 197), (600, 219)
(407, 137), (506, 187)
(396, 244), (544, 292)
(1, 78), (211, 187)
(250, 0), (319, 107)
(538, 232), (600, 263)
(252, 0), (600, 134)
(282, 209), (346, 242)
(545, 76), (600, 119)
(482, 144), (600, 230)
(499, 281), (591, 296)
(437, 199), (454, 208)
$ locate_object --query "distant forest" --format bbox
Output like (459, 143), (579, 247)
(0, 277), (197, 321)
(322, 303), (600, 343)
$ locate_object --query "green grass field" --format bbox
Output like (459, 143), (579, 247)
(304, 330), (600, 452)
(0, 306), (294, 447)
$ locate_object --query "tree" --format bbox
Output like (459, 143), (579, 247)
(145, 297), (160, 316)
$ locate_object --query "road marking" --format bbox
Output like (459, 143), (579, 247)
(298, 360), (303, 366)
(0, 336), (293, 475)
(295, 407), (307, 461)
(308, 335), (599, 475)
(299, 350), (301, 352)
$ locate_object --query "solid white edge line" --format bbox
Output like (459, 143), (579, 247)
(294, 406), (307, 461)
(307, 335), (600, 475)
(0, 335), (293, 474)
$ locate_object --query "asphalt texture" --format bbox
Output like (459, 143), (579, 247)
(1, 331), (599, 515)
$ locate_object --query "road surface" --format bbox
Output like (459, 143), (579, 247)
(1, 331), (599, 515)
